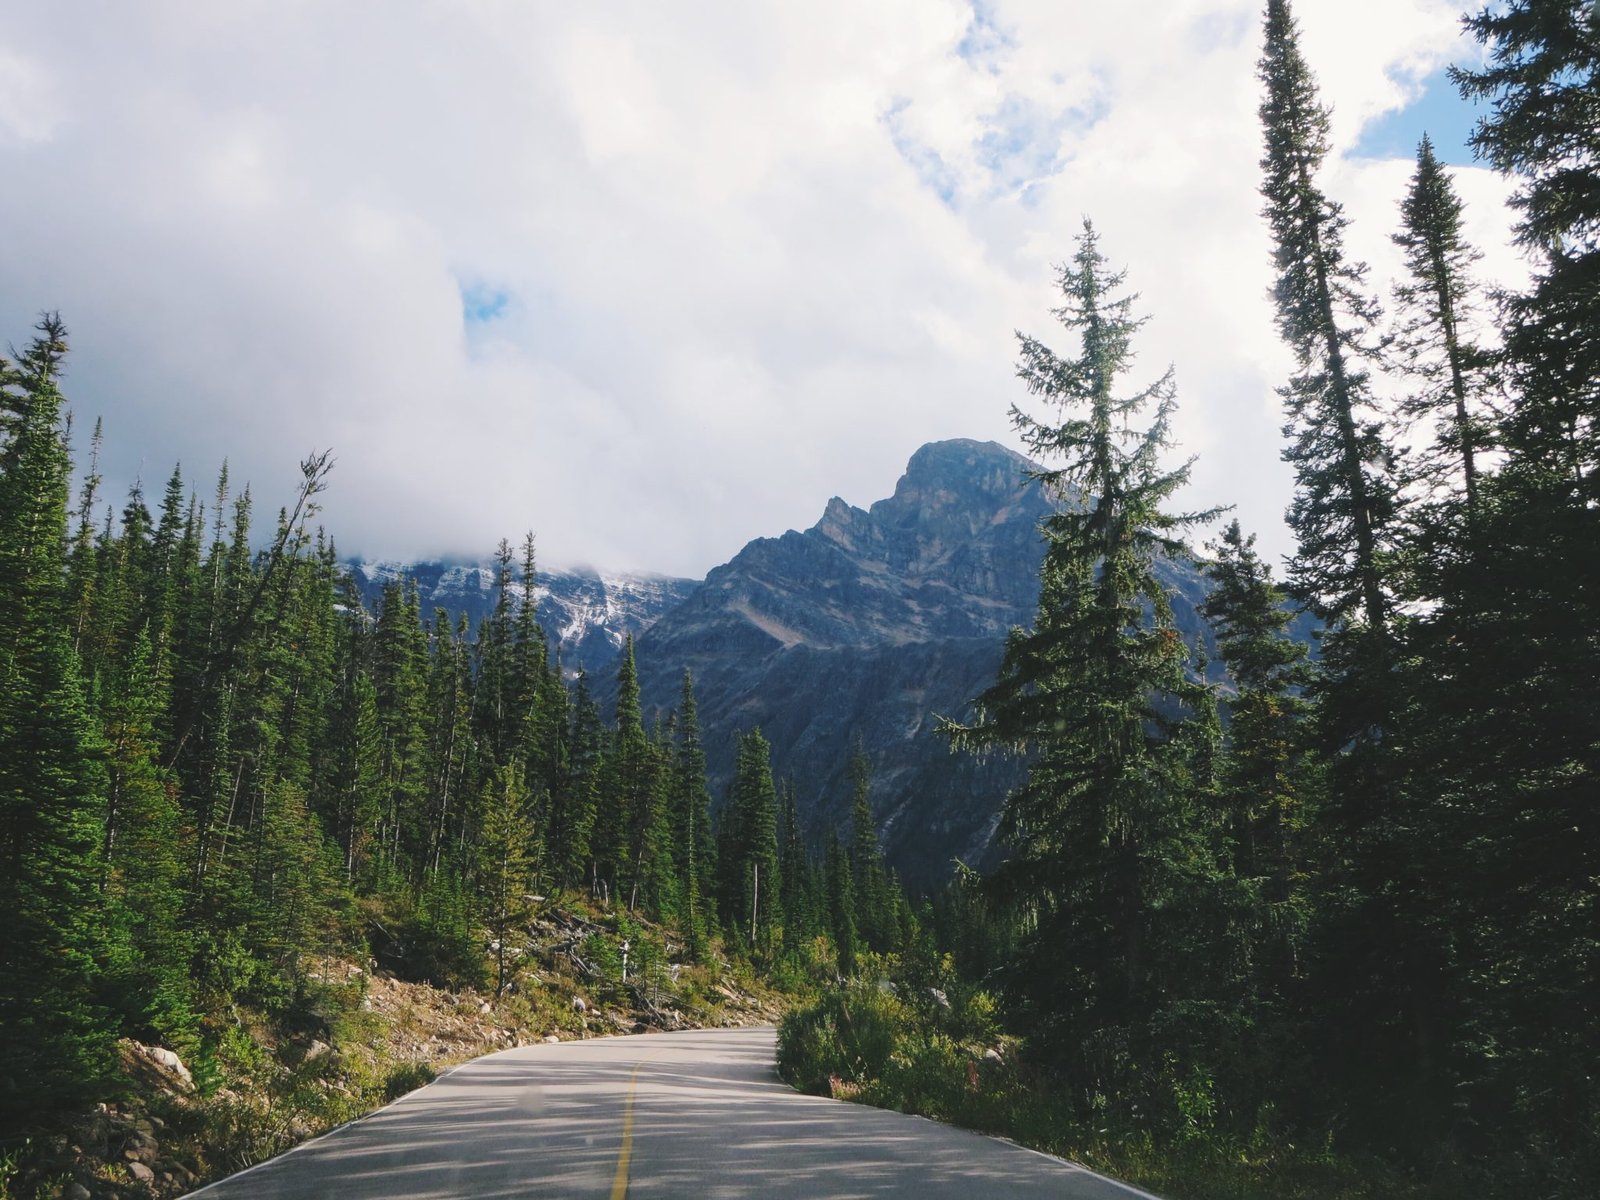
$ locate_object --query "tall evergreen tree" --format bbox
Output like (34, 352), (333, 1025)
(949, 226), (1215, 1105)
(1419, 1), (1600, 1156)
(847, 745), (892, 953)
(719, 730), (783, 948)
(372, 581), (429, 875)
(101, 629), (195, 1049)
(477, 763), (535, 998)
(669, 671), (715, 956)
(1259, 0), (1395, 653)
(1391, 136), (1492, 537)
(421, 608), (474, 874)
(823, 832), (858, 978)
(563, 670), (604, 894)
(1259, 1), (1449, 1139)
(1456, 0), (1600, 488)
(0, 315), (118, 1122)
(1201, 521), (1317, 999)
(777, 780), (812, 947)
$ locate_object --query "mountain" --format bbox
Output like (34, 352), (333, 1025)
(343, 559), (697, 674)
(621, 439), (1220, 889)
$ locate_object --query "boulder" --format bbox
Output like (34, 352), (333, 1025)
(121, 1040), (194, 1093)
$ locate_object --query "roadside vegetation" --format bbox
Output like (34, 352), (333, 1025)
(782, 5), (1600, 1200)
(3, 2), (1597, 1198)
(0, 293), (911, 1194)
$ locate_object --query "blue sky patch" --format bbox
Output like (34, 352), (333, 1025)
(460, 282), (511, 325)
(883, 97), (960, 206)
(957, 0), (1013, 73)
(976, 90), (1101, 202)
(1352, 67), (1488, 166)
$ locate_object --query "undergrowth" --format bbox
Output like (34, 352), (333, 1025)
(777, 980), (1444, 1200)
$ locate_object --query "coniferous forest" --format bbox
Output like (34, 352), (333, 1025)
(1, 2), (1597, 1198)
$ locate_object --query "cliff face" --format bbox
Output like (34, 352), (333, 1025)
(624, 439), (1219, 889)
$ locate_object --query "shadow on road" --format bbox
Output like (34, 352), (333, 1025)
(191, 1028), (1148, 1200)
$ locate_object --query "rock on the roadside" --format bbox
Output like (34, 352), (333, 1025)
(122, 1040), (194, 1092)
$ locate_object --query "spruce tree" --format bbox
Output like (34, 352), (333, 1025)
(1259, 0), (1395, 651)
(102, 629), (196, 1048)
(1261, 2), (1462, 1141)
(0, 315), (118, 1122)
(372, 580), (429, 875)
(720, 730), (783, 948)
(478, 763), (535, 998)
(563, 670), (604, 893)
(949, 225), (1215, 1102)
(1391, 135), (1492, 561)
(604, 638), (672, 913)
(1200, 521), (1317, 997)
(823, 832), (858, 978)
(1423, 1), (1600, 1155)
(669, 671), (715, 956)
(777, 780), (812, 947)
(1456, 0), (1600, 487)
(422, 608), (473, 874)
(847, 745), (891, 952)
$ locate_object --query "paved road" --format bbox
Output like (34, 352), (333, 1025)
(190, 1027), (1158, 1199)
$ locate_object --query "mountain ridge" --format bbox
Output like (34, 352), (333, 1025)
(350, 438), (1232, 888)
(620, 437), (1219, 887)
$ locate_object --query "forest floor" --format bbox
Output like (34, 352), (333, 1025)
(4, 906), (785, 1200)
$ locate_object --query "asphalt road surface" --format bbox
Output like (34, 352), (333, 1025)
(190, 1027), (1159, 1199)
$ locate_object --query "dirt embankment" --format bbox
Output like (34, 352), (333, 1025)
(11, 908), (784, 1200)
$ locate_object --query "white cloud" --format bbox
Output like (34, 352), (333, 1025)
(0, 0), (1521, 577)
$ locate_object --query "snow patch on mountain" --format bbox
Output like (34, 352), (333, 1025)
(341, 558), (700, 674)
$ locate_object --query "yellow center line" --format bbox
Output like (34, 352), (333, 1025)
(609, 1055), (657, 1200)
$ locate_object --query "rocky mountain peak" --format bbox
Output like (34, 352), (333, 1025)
(890, 437), (1034, 508)
(622, 436), (1229, 887)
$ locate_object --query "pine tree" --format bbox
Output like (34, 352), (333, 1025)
(1417, 1), (1600, 1156)
(372, 581), (429, 875)
(0, 315), (118, 1122)
(847, 745), (891, 952)
(248, 779), (345, 977)
(669, 671), (715, 956)
(1258, 0), (1395, 650)
(102, 629), (196, 1048)
(422, 608), (474, 874)
(948, 226), (1215, 1101)
(509, 533), (547, 748)
(1200, 521), (1317, 998)
(332, 670), (383, 881)
(1391, 136), (1492, 541)
(563, 670), (604, 893)
(477, 763), (534, 998)
(823, 832), (858, 978)
(473, 540), (517, 766)
(778, 780), (812, 947)
(720, 730), (783, 948)
(1455, 0), (1600, 488)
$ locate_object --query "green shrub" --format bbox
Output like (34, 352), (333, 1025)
(876, 1031), (966, 1120)
(383, 1062), (437, 1102)
(395, 874), (486, 990)
(777, 982), (910, 1093)
(950, 987), (1000, 1043)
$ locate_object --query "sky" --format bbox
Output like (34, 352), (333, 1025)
(0, 0), (1526, 579)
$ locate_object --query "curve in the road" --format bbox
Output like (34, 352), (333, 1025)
(189, 1026), (1160, 1199)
